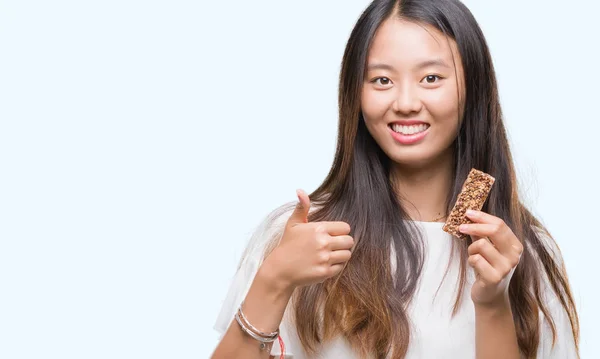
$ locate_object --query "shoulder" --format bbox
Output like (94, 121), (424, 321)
(526, 226), (565, 294)
(535, 226), (563, 260)
(527, 225), (566, 275)
(237, 202), (295, 269)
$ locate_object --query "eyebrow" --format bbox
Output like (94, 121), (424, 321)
(367, 59), (451, 72)
(416, 59), (452, 69)
(367, 63), (396, 72)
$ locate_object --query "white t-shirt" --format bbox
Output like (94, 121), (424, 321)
(213, 207), (578, 358)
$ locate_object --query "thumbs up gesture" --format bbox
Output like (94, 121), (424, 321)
(261, 189), (354, 291)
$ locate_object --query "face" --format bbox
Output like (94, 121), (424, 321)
(361, 18), (465, 169)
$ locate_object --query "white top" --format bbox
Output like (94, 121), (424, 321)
(213, 207), (578, 358)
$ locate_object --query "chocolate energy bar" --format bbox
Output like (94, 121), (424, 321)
(443, 168), (495, 239)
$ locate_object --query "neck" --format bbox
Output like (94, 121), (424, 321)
(390, 150), (455, 222)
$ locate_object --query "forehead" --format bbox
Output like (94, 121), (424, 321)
(368, 18), (460, 68)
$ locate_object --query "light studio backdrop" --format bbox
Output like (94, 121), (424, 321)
(0, 1), (598, 358)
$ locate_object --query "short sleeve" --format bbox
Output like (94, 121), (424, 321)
(213, 204), (296, 357)
(212, 252), (261, 334)
(536, 296), (578, 358)
(532, 227), (579, 358)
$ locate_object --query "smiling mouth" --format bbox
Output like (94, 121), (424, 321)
(389, 123), (430, 135)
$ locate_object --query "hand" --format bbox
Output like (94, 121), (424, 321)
(262, 189), (354, 291)
(459, 210), (524, 307)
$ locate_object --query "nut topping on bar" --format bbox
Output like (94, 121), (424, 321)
(443, 169), (495, 239)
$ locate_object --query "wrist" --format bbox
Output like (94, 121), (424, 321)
(474, 294), (512, 318)
(238, 260), (295, 337)
(256, 259), (296, 300)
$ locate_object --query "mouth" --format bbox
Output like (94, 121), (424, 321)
(388, 123), (430, 135)
(388, 123), (431, 145)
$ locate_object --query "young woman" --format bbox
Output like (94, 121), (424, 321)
(211, 0), (579, 358)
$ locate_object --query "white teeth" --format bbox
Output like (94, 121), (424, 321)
(391, 124), (429, 135)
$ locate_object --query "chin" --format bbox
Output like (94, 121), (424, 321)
(385, 148), (441, 169)
(389, 156), (432, 169)
(387, 146), (454, 170)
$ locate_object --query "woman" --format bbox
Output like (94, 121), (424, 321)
(211, 0), (579, 358)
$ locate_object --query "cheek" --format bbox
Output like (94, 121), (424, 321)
(361, 88), (392, 125)
(423, 86), (461, 126)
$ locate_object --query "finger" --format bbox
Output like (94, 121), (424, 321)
(329, 249), (352, 265)
(510, 241), (525, 260)
(464, 210), (522, 254)
(328, 263), (346, 277)
(464, 209), (503, 225)
(287, 189), (311, 226)
(468, 238), (510, 270)
(459, 222), (514, 255)
(328, 235), (354, 251)
(468, 234), (486, 244)
(315, 221), (351, 236)
(468, 254), (502, 285)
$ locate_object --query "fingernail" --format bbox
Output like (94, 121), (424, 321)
(466, 209), (477, 217)
(459, 224), (468, 232)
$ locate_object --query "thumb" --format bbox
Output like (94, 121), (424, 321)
(287, 189), (311, 226)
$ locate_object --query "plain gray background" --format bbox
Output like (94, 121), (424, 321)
(0, 0), (598, 358)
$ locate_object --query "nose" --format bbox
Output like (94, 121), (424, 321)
(392, 83), (423, 115)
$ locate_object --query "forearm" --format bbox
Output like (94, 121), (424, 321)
(211, 264), (294, 359)
(475, 298), (520, 359)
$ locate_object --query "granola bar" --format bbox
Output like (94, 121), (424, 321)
(443, 168), (495, 239)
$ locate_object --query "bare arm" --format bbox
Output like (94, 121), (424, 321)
(460, 210), (525, 359)
(475, 299), (520, 359)
(211, 262), (293, 359)
(212, 191), (354, 359)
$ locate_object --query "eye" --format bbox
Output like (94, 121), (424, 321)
(371, 77), (393, 87)
(421, 75), (442, 84)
